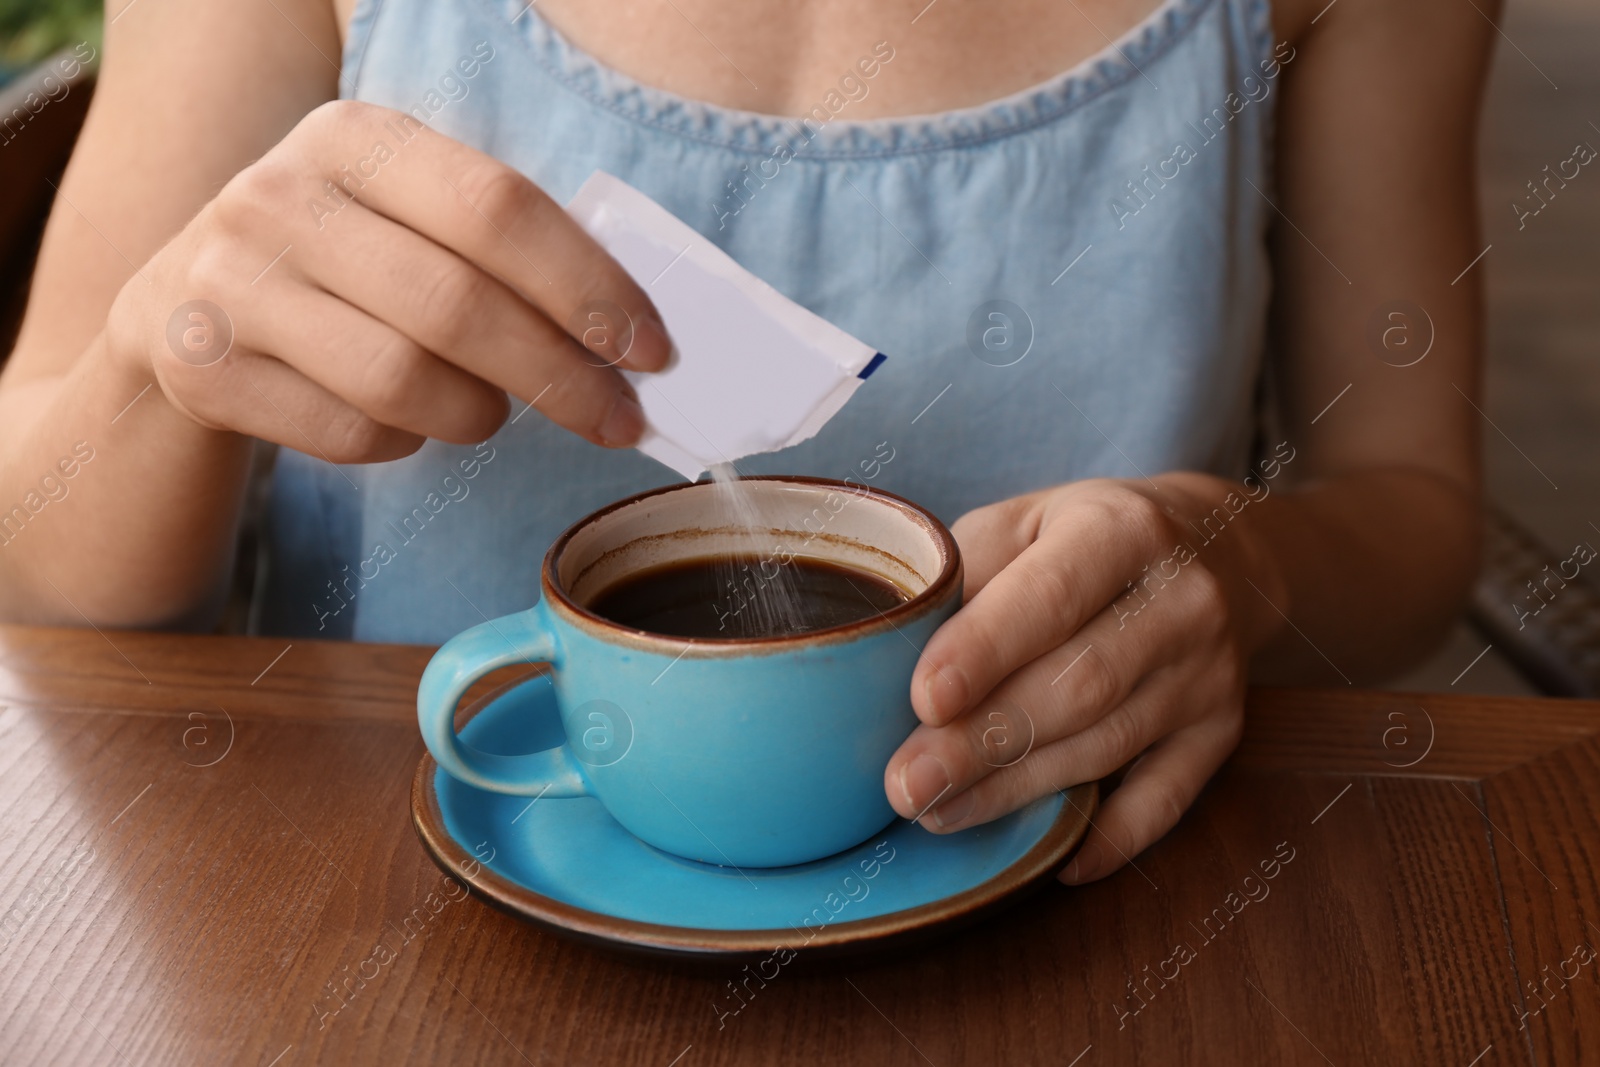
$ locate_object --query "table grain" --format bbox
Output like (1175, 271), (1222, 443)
(0, 624), (1595, 1066)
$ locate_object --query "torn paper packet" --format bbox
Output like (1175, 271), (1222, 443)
(566, 172), (886, 481)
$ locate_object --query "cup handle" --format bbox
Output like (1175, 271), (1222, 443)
(417, 601), (591, 797)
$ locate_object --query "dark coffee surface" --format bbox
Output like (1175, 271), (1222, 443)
(587, 555), (908, 638)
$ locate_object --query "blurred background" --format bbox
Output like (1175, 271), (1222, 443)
(0, 0), (96, 83)
(1, 0), (1596, 695)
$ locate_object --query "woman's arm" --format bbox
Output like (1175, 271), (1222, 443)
(0, 0), (669, 628)
(882, 0), (1499, 881)
(1251, 0), (1496, 680)
(0, 0), (339, 627)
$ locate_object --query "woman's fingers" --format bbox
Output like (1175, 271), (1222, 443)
(157, 342), (424, 464)
(279, 202), (645, 446)
(946, 494), (1045, 598)
(238, 284), (507, 445)
(291, 101), (672, 374)
(1058, 712), (1243, 885)
(889, 634), (1151, 822)
(129, 99), (674, 463)
(912, 485), (1174, 725)
(899, 666), (1200, 832)
(887, 546), (1227, 822)
(882, 478), (1252, 881)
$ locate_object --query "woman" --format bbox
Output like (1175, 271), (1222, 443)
(0, 0), (1492, 883)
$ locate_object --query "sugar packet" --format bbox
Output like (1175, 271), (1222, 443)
(566, 172), (886, 481)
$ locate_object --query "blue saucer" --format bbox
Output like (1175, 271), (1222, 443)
(412, 671), (1096, 960)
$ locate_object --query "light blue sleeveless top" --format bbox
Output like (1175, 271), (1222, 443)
(254, 0), (1279, 643)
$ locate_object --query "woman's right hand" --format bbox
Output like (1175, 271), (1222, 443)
(105, 99), (672, 462)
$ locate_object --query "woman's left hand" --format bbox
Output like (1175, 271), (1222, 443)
(883, 474), (1290, 884)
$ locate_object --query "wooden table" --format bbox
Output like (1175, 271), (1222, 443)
(0, 625), (1595, 1066)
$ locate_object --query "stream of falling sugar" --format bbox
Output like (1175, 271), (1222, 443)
(706, 462), (806, 637)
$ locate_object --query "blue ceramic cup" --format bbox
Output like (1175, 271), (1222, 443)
(417, 476), (962, 868)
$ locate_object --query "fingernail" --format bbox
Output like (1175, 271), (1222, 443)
(932, 790), (975, 829)
(632, 314), (674, 371)
(899, 752), (951, 816)
(598, 391), (646, 447)
(922, 664), (970, 722)
(1062, 842), (1100, 885)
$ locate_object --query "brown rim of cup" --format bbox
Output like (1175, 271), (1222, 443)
(541, 475), (963, 655)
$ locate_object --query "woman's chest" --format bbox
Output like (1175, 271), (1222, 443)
(337, 0), (1246, 116)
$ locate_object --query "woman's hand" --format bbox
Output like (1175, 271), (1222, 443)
(105, 100), (671, 462)
(883, 474), (1292, 884)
